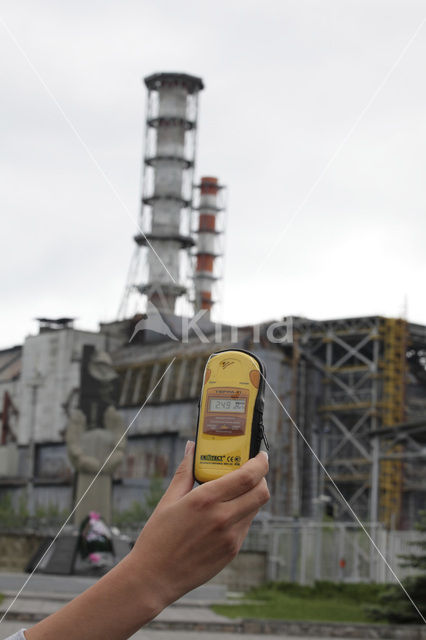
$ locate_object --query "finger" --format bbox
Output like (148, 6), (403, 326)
(222, 478), (270, 525)
(226, 510), (259, 559)
(204, 451), (269, 503)
(235, 511), (257, 547)
(158, 441), (195, 507)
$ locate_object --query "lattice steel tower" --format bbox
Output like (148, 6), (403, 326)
(119, 72), (204, 317)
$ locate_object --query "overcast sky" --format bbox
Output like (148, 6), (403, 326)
(1, 0), (426, 349)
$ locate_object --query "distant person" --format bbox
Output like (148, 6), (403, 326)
(3, 441), (269, 640)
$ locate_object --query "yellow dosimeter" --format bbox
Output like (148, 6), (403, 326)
(193, 349), (269, 483)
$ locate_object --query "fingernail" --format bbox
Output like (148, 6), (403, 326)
(185, 440), (194, 456)
(260, 450), (268, 461)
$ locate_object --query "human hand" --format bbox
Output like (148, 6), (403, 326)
(129, 441), (270, 611)
(22, 441), (269, 640)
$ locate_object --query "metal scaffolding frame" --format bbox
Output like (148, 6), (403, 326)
(288, 316), (426, 529)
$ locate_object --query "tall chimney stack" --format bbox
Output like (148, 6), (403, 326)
(193, 176), (224, 316)
(119, 72), (204, 317)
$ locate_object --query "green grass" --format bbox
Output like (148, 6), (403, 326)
(213, 581), (388, 624)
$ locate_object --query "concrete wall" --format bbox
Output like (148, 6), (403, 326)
(0, 532), (44, 571)
(120, 402), (198, 440)
(0, 443), (19, 477)
(117, 433), (179, 479)
(17, 329), (111, 445)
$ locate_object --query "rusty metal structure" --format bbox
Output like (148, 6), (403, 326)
(192, 176), (225, 315)
(378, 318), (406, 527)
(285, 316), (426, 529)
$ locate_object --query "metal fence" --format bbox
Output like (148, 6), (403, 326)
(242, 519), (422, 584)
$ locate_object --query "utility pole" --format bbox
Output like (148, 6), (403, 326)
(27, 371), (43, 518)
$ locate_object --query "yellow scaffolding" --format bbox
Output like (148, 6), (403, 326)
(379, 318), (406, 528)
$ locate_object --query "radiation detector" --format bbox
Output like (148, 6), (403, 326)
(193, 349), (269, 483)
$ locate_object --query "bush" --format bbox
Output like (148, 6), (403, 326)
(112, 500), (148, 528)
(112, 475), (165, 528)
(0, 493), (28, 528)
(366, 511), (426, 624)
(34, 502), (68, 523)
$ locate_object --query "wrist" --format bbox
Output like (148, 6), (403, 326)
(114, 552), (167, 624)
(127, 548), (178, 615)
(125, 547), (174, 614)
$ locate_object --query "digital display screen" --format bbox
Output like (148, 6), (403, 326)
(209, 398), (246, 413)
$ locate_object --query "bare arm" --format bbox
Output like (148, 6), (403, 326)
(24, 441), (269, 640)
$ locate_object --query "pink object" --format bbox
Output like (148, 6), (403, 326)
(89, 553), (101, 564)
(89, 511), (100, 520)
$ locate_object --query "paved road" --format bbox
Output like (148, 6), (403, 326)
(0, 572), (226, 603)
(0, 574), (392, 640)
(0, 573), (97, 596)
(0, 620), (353, 640)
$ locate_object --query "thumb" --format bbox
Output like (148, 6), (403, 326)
(158, 440), (195, 507)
